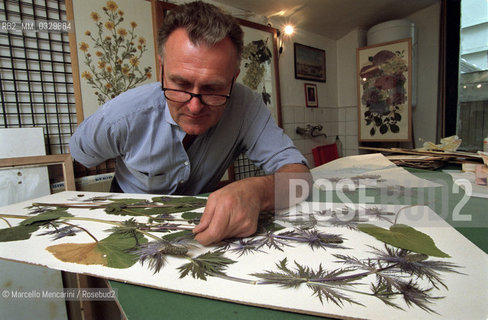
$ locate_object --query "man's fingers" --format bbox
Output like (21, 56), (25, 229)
(194, 207), (231, 245)
(193, 197), (216, 234)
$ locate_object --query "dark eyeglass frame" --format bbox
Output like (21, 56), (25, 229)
(161, 69), (235, 107)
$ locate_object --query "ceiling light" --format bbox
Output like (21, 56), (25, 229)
(284, 25), (295, 36)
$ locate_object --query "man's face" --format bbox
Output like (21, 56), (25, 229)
(161, 28), (239, 136)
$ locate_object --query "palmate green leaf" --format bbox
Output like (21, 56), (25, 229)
(178, 250), (236, 280)
(47, 231), (148, 269)
(151, 196), (207, 214)
(357, 224), (450, 258)
(97, 232), (148, 268)
(20, 208), (72, 226)
(0, 224), (40, 242)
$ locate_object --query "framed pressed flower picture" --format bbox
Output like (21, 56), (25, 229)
(67, 0), (158, 121)
(357, 38), (412, 142)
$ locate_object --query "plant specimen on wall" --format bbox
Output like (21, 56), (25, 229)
(0, 193), (465, 317)
(79, 1), (152, 104)
(241, 38), (272, 105)
(357, 38), (412, 142)
(360, 48), (407, 136)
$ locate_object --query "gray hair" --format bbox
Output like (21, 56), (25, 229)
(157, 1), (243, 65)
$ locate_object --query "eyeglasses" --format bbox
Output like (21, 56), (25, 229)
(162, 77), (234, 107)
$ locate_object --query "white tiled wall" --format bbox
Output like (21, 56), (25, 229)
(282, 106), (339, 167)
(337, 106), (359, 157)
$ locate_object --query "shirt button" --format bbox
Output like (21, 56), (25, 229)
(180, 180), (185, 184)
(184, 161), (189, 166)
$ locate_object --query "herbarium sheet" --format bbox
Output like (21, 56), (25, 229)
(0, 191), (487, 320)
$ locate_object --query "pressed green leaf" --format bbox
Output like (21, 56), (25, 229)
(109, 198), (149, 205)
(151, 196), (207, 214)
(163, 230), (194, 241)
(178, 250), (236, 280)
(357, 223), (450, 258)
(97, 232), (148, 268)
(105, 205), (160, 217)
(181, 211), (202, 220)
(0, 224), (39, 242)
(20, 208), (72, 226)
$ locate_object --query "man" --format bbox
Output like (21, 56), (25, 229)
(70, 1), (310, 245)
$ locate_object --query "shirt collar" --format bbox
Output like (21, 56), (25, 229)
(163, 96), (178, 126)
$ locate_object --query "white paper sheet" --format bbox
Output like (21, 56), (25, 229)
(311, 153), (442, 189)
(0, 191), (486, 320)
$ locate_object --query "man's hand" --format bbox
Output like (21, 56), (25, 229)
(192, 163), (311, 245)
(192, 177), (267, 245)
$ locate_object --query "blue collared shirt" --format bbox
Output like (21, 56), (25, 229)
(70, 82), (307, 195)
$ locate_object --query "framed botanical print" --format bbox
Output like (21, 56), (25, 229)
(357, 38), (412, 142)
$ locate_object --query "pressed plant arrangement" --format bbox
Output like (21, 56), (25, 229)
(0, 191), (485, 320)
(79, 1), (152, 104)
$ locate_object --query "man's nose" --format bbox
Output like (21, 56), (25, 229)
(187, 95), (206, 114)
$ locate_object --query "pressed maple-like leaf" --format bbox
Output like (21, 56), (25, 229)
(47, 242), (106, 265)
(47, 232), (147, 268)
(357, 224), (450, 258)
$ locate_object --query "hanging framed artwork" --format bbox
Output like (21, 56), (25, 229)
(357, 38), (412, 142)
(66, 0), (158, 122)
(304, 83), (318, 108)
(294, 43), (326, 82)
(237, 19), (283, 127)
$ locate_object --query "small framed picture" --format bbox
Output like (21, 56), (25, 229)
(304, 83), (318, 108)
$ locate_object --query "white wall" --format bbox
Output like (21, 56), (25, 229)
(407, 3), (441, 145)
(278, 31), (338, 166)
(337, 29), (366, 156)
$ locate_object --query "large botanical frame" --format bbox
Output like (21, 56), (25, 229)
(357, 38), (412, 142)
(67, 0), (158, 122)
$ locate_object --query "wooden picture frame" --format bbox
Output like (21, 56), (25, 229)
(294, 43), (326, 82)
(357, 38), (412, 142)
(304, 83), (318, 108)
(0, 154), (76, 191)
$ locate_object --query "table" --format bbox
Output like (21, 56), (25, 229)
(110, 168), (488, 319)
